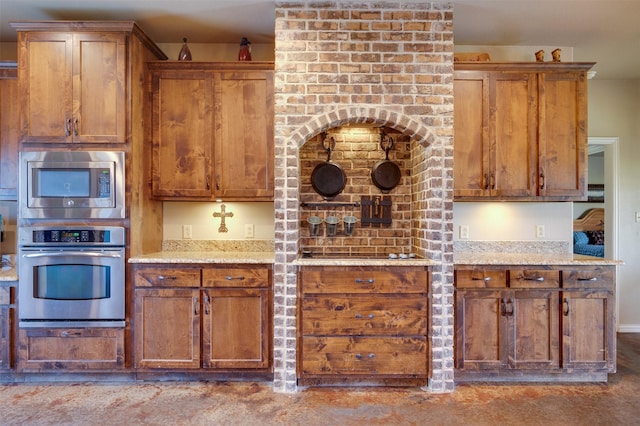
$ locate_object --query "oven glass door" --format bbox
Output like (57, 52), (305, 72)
(19, 248), (125, 326)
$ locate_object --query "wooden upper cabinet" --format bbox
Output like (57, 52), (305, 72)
(0, 66), (18, 200)
(454, 62), (593, 201)
(151, 70), (214, 197)
(17, 31), (126, 144)
(214, 70), (274, 200)
(147, 62), (274, 201)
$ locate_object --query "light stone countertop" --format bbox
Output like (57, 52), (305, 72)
(128, 251), (275, 264)
(454, 252), (623, 266)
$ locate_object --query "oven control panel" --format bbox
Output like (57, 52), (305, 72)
(33, 229), (111, 243)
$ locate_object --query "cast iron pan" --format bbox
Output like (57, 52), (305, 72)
(310, 135), (346, 199)
(371, 136), (401, 192)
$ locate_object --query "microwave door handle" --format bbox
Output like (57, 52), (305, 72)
(22, 251), (123, 259)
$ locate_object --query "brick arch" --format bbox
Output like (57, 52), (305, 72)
(288, 106), (439, 149)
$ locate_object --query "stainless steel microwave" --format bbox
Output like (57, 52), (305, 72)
(19, 151), (125, 219)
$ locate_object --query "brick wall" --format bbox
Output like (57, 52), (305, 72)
(273, 1), (455, 393)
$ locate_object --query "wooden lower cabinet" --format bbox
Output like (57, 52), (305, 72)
(1, 284), (15, 370)
(455, 265), (616, 381)
(17, 328), (124, 371)
(298, 266), (430, 385)
(133, 264), (272, 372)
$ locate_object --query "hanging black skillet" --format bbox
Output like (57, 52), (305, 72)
(310, 134), (347, 199)
(371, 134), (401, 193)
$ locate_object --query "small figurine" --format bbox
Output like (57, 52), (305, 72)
(535, 50), (544, 62)
(238, 37), (252, 61)
(552, 48), (562, 62)
(178, 37), (192, 61)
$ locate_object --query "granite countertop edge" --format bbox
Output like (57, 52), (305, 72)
(128, 251), (275, 264)
(454, 252), (623, 266)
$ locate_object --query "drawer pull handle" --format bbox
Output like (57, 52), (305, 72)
(472, 276), (490, 281)
(225, 276), (245, 281)
(204, 295), (210, 315)
(577, 277), (598, 282)
(73, 118), (79, 136)
(355, 353), (375, 360)
(194, 296), (200, 315)
(563, 298), (570, 316)
(355, 313), (375, 319)
(355, 278), (375, 284)
(523, 276), (544, 282)
(65, 119), (72, 136)
(61, 330), (81, 337)
(157, 275), (177, 281)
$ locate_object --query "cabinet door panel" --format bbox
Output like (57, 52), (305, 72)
(203, 288), (270, 369)
(214, 71), (274, 200)
(134, 288), (200, 369)
(512, 290), (559, 369)
(20, 33), (73, 143)
(0, 306), (12, 370)
(490, 72), (537, 197)
(0, 75), (19, 199)
(561, 290), (614, 370)
(455, 290), (506, 369)
(538, 72), (587, 198)
(75, 34), (126, 143)
(151, 70), (214, 197)
(453, 72), (490, 197)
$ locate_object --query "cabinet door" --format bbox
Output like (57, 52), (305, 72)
(455, 290), (507, 369)
(454, 71), (490, 197)
(19, 32), (73, 143)
(73, 33), (127, 143)
(511, 290), (559, 369)
(202, 288), (270, 369)
(538, 71), (587, 198)
(151, 70), (214, 197)
(561, 289), (615, 371)
(0, 305), (12, 370)
(0, 74), (18, 199)
(214, 71), (274, 200)
(134, 288), (201, 369)
(489, 71), (538, 197)
(19, 32), (126, 143)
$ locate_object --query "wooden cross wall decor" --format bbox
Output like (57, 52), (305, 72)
(212, 204), (234, 233)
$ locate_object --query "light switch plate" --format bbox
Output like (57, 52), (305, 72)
(536, 224), (545, 238)
(245, 224), (255, 238)
(183, 225), (193, 239)
(459, 225), (469, 239)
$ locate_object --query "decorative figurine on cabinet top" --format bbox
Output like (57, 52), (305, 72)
(552, 48), (562, 62)
(535, 49), (544, 62)
(238, 37), (252, 61)
(178, 37), (192, 61)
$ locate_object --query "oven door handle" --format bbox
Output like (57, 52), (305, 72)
(22, 251), (123, 259)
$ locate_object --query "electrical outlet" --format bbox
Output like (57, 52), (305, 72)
(536, 224), (545, 238)
(245, 224), (255, 238)
(182, 225), (193, 239)
(636, 211), (640, 223)
(459, 225), (469, 239)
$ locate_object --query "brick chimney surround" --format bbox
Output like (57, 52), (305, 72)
(273, 1), (455, 392)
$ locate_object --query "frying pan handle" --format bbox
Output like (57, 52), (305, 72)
(380, 136), (394, 159)
(322, 133), (336, 153)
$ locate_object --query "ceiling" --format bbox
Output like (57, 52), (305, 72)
(1, 0), (639, 80)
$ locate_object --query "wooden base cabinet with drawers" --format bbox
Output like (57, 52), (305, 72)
(133, 264), (272, 375)
(298, 266), (430, 386)
(455, 265), (616, 382)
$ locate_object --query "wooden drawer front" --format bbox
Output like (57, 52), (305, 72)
(301, 336), (427, 376)
(510, 269), (560, 288)
(18, 328), (124, 370)
(135, 267), (201, 287)
(301, 267), (427, 294)
(563, 266), (614, 289)
(301, 296), (427, 336)
(0, 286), (11, 305)
(455, 269), (507, 288)
(202, 266), (270, 288)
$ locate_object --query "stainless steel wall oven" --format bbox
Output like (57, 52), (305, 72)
(18, 226), (125, 328)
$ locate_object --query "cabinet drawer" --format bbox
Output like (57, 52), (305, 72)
(300, 296), (427, 336)
(563, 266), (614, 289)
(134, 267), (201, 287)
(455, 269), (507, 288)
(510, 269), (560, 288)
(202, 266), (270, 288)
(301, 267), (427, 294)
(301, 336), (427, 376)
(18, 328), (124, 370)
